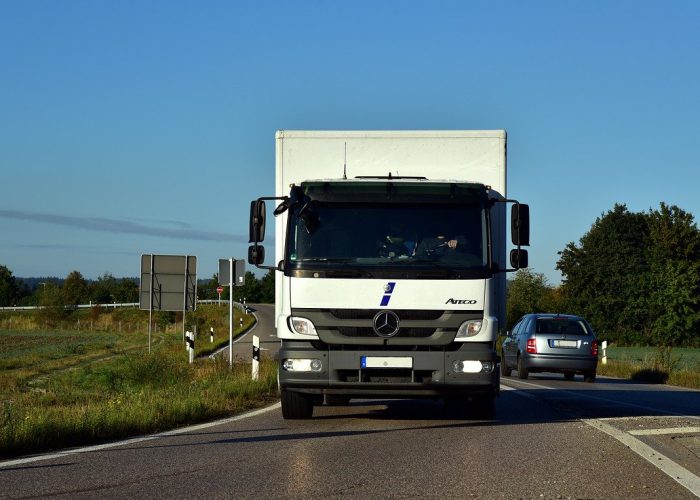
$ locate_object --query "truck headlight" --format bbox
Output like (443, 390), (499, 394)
(456, 319), (485, 339)
(289, 316), (318, 335)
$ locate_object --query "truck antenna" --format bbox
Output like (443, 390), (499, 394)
(343, 142), (347, 180)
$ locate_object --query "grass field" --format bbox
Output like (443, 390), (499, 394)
(604, 345), (700, 370)
(598, 345), (700, 387)
(0, 306), (276, 458)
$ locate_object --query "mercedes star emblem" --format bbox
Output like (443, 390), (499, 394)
(373, 310), (400, 338)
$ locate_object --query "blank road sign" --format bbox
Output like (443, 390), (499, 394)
(140, 254), (197, 311)
(218, 259), (246, 287)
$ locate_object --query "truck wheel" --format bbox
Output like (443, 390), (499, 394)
(500, 358), (512, 377)
(564, 372), (575, 381)
(281, 389), (314, 419)
(583, 370), (596, 383)
(517, 356), (529, 379)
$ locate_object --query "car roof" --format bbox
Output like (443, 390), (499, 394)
(528, 313), (585, 321)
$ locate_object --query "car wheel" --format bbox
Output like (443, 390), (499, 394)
(564, 372), (575, 381)
(583, 370), (596, 383)
(281, 389), (314, 419)
(517, 355), (529, 379)
(500, 357), (512, 377)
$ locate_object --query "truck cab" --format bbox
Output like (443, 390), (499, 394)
(249, 131), (529, 419)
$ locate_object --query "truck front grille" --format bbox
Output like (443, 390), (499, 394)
(337, 327), (437, 338)
(291, 307), (483, 345)
(329, 309), (443, 321)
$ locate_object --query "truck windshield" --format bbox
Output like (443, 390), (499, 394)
(287, 202), (488, 271)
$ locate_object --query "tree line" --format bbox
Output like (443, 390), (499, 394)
(0, 267), (276, 308)
(508, 202), (700, 347)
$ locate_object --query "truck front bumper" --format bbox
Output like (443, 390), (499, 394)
(278, 341), (499, 398)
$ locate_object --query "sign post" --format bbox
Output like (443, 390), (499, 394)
(229, 259), (233, 368)
(219, 258), (246, 369)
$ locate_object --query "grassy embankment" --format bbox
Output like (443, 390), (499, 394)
(0, 305), (277, 458)
(597, 345), (700, 388)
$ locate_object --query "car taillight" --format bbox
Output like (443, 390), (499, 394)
(591, 340), (598, 356)
(526, 338), (537, 354)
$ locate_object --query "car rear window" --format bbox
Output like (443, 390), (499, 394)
(536, 319), (589, 335)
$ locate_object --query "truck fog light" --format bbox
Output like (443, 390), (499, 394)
(453, 360), (483, 373)
(289, 316), (318, 335)
(282, 358), (323, 372)
(481, 361), (494, 373)
(456, 319), (486, 339)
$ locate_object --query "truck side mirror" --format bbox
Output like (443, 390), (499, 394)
(249, 200), (266, 243)
(248, 245), (265, 266)
(511, 204), (530, 246)
(510, 249), (528, 269)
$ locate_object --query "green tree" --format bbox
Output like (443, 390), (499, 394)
(0, 265), (20, 306)
(198, 274), (221, 300)
(506, 268), (557, 330)
(557, 204), (649, 342)
(63, 270), (89, 306)
(557, 202), (700, 346)
(90, 273), (118, 304)
(113, 278), (139, 303)
(35, 282), (69, 324)
(646, 203), (700, 346)
(258, 270), (275, 303)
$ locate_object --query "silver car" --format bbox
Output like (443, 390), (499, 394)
(501, 313), (598, 382)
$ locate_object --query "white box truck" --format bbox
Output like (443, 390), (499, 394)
(249, 130), (529, 419)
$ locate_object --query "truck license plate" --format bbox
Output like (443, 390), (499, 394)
(361, 356), (413, 369)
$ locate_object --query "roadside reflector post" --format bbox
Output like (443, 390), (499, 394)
(252, 335), (260, 380)
(240, 317), (243, 328)
(602, 340), (608, 365)
(210, 326), (214, 343)
(186, 331), (195, 364)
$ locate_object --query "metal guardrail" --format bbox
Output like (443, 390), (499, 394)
(0, 300), (241, 312)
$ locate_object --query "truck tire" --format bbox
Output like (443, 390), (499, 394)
(583, 370), (596, 383)
(517, 355), (529, 379)
(281, 389), (314, 419)
(500, 359), (512, 377)
(564, 371), (575, 381)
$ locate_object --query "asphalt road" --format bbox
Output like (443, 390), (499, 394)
(224, 303), (280, 361)
(2, 315), (700, 498)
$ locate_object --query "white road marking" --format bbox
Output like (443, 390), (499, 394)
(502, 381), (700, 497)
(584, 418), (700, 497)
(629, 427), (700, 436)
(0, 402), (281, 469)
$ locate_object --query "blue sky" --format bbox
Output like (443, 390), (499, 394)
(1, 0), (699, 284)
